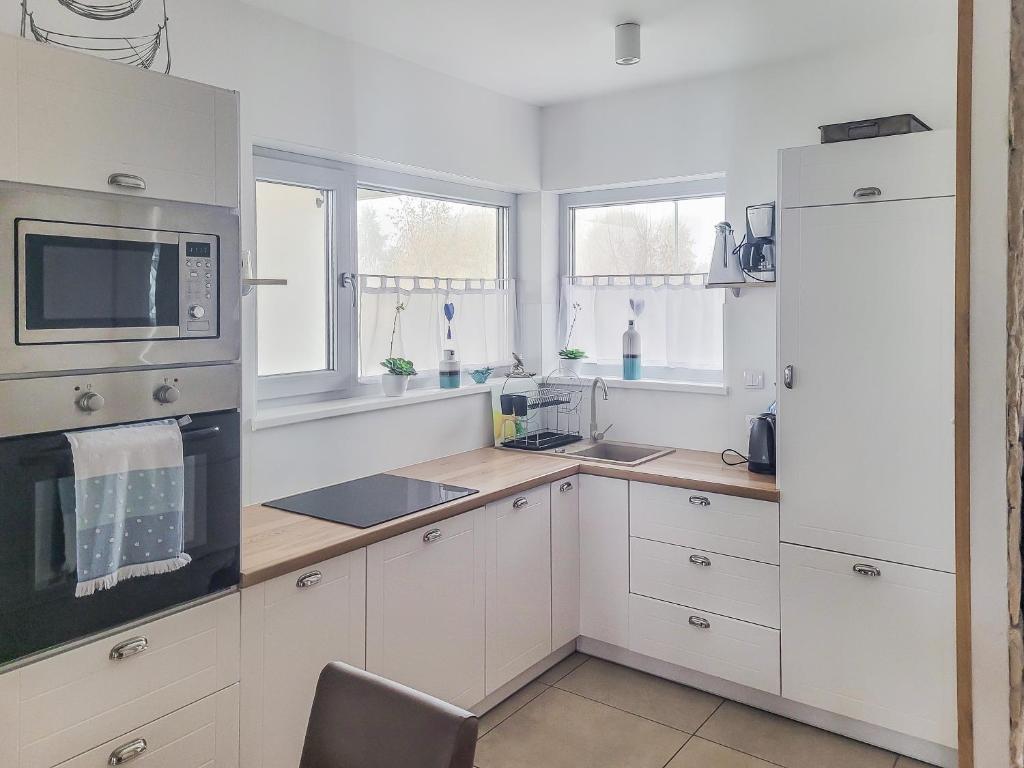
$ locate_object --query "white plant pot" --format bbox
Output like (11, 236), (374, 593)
(561, 357), (585, 375)
(381, 373), (411, 397)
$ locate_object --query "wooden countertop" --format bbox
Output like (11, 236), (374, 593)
(241, 446), (779, 587)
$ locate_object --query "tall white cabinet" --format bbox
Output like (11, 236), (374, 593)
(777, 131), (957, 748)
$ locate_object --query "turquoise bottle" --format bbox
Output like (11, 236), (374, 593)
(623, 320), (641, 380)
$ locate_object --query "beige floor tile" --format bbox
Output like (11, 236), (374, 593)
(697, 702), (895, 768)
(477, 681), (548, 738)
(666, 737), (777, 768)
(895, 758), (937, 768)
(555, 658), (722, 732)
(475, 687), (688, 768)
(536, 652), (590, 685)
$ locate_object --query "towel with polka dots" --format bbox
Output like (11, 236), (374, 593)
(64, 418), (190, 598)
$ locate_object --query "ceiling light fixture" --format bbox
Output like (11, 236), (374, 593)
(615, 22), (641, 66)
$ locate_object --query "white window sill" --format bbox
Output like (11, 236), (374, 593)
(548, 375), (729, 396)
(251, 383), (492, 431)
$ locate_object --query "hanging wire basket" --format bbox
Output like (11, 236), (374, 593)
(57, 0), (144, 21)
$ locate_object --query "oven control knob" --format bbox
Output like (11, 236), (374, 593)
(154, 384), (180, 405)
(77, 392), (105, 412)
(188, 304), (206, 319)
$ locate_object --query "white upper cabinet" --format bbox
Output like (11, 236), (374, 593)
(778, 135), (955, 572)
(485, 487), (552, 695)
(366, 508), (486, 709)
(779, 130), (954, 208)
(240, 550), (366, 768)
(1, 34), (239, 208)
(550, 475), (581, 650)
(579, 475), (629, 647)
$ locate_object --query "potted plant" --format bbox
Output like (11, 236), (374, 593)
(380, 302), (417, 396)
(559, 302), (587, 374)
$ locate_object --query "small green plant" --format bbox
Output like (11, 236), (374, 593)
(558, 348), (587, 360)
(559, 302), (586, 360)
(381, 357), (417, 376)
(380, 301), (417, 376)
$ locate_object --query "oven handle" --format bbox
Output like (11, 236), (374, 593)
(21, 425), (221, 464)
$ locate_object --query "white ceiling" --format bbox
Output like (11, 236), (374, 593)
(240, 0), (949, 106)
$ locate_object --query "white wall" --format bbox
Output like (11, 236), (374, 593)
(539, 31), (958, 452)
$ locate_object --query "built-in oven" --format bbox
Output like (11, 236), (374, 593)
(0, 365), (241, 670)
(0, 182), (240, 376)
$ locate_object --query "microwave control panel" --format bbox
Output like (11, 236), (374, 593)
(181, 237), (218, 337)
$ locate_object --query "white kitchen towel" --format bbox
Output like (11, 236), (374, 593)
(65, 419), (190, 598)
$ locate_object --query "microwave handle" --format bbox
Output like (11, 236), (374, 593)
(241, 249), (287, 297)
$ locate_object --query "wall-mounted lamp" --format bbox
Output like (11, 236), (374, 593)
(615, 22), (641, 65)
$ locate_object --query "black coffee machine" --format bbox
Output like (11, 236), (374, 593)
(747, 412), (776, 475)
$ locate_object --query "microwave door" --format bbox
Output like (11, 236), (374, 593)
(16, 221), (182, 345)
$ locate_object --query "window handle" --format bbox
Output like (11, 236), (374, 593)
(340, 272), (358, 307)
(241, 250), (288, 297)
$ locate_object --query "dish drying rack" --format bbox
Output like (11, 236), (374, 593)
(498, 369), (584, 451)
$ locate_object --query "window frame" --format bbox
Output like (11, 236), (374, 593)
(559, 176), (727, 384)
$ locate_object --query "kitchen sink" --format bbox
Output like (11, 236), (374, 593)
(560, 440), (673, 466)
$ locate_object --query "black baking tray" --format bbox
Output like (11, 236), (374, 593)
(819, 114), (930, 144)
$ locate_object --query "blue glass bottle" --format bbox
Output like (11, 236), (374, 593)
(623, 320), (641, 380)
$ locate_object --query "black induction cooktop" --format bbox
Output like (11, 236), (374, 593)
(264, 474), (479, 529)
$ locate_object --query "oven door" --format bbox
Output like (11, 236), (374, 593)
(0, 411), (240, 669)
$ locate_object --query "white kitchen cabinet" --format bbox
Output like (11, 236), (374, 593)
(777, 162), (955, 571)
(240, 550), (366, 768)
(2, 34), (239, 207)
(367, 508), (486, 709)
(485, 486), (552, 694)
(579, 475), (629, 647)
(780, 544), (956, 748)
(0, 669), (17, 768)
(551, 475), (581, 649)
(0, 38), (17, 183)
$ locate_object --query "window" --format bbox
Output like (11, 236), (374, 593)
(561, 179), (726, 385)
(254, 153), (515, 403)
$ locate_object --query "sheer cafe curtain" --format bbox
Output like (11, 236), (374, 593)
(358, 275), (517, 377)
(559, 275), (725, 382)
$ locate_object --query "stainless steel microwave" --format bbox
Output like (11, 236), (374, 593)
(0, 183), (240, 376)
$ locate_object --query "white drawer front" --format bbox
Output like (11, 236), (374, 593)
(780, 544), (956, 747)
(630, 538), (780, 628)
(19, 594), (239, 768)
(488, 484), (550, 518)
(45, 685), (239, 768)
(779, 130), (954, 209)
(628, 594), (780, 695)
(630, 483), (779, 564)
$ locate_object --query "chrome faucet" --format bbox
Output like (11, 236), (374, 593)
(590, 377), (613, 441)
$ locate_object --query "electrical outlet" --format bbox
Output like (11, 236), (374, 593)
(743, 369), (765, 389)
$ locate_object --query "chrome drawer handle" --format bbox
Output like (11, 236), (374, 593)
(109, 636), (148, 661)
(296, 570), (323, 589)
(688, 495), (711, 507)
(689, 554), (712, 567)
(559, 481), (574, 493)
(107, 173), (147, 191)
(688, 615), (711, 630)
(512, 496), (529, 509)
(423, 528), (442, 543)
(853, 563), (882, 577)
(853, 186), (882, 199)
(108, 737), (147, 765)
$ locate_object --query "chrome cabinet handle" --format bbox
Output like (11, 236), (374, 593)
(852, 563), (882, 577)
(559, 481), (574, 493)
(423, 528), (442, 543)
(296, 570), (323, 589)
(688, 495), (711, 507)
(241, 249), (289, 297)
(689, 554), (712, 567)
(109, 636), (148, 661)
(512, 496), (529, 509)
(688, 615), (711, 630)
(784, 364), (795, 390)
(853, 186), (882, 199)
(107, 173), (147, 191)
(108, 738), (147, 765)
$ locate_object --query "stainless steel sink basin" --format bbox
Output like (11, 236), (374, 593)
(560, 440), (673, 467)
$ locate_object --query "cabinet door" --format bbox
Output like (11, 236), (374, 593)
(0, 669), (17, 768)
(579, 475), (629, 647)
(778, 196), (955, 572)
(551, 475), (581, 649)
(485, 487), (552, 694)
(0, 35), (17, 183)
(15, 39), (236, 206)
(366, 509), (485, 709)
(240, 550), (366, 768)
(780, 544), (956, 747)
